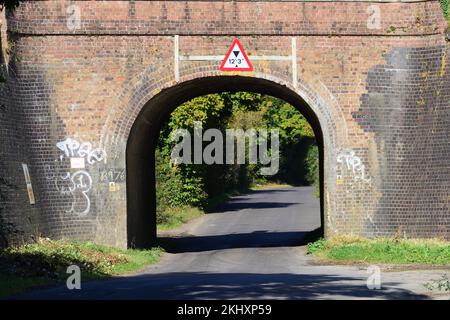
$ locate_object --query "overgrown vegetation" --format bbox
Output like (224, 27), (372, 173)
(0, 239), (164, 297)
(308, 235), (450, 265)
(157, 206), (204, 231)
(424, 274), (450, 293)
(305, 145), (320, 197)
(442, 0), (449, 21)
(155, 93), (319, 226)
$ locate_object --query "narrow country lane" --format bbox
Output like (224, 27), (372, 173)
(12, 187), (448, 300)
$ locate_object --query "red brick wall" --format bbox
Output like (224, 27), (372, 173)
(1, 1), (449, 247)
(9, 1), (447, 36)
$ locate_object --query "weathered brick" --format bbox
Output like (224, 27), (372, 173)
(0, 1), (449, 248)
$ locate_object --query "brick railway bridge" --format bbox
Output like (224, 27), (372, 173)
(0, 1), (449, 248)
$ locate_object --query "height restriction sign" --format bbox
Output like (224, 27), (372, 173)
(220, 39), (253, 72)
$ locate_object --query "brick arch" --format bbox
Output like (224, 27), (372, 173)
(99, 67), (346, 157)
(119, 73), (341, 248)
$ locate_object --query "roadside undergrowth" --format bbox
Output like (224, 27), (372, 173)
(0, 238), (164, 298)
(308, 235), (450, 265)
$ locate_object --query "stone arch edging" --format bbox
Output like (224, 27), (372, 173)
(100, 69), (347, 160)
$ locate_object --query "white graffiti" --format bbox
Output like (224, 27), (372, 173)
(336, 150), (371, 183)
(47, 137), (107, 216)
(55, 170), (92, 216)
(56, 137), (107, 165)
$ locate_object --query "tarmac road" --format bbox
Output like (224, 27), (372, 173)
(12, 186), (449, 300)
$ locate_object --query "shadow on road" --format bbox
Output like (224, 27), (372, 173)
(159, 229), (322, 253)
(12, 272), (429, 300)
(126, 272), (429, 300)
(209, 201), (301, 213)
(208, 188), (308, 213)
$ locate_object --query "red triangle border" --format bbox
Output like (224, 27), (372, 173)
(219, 39), (253, 72)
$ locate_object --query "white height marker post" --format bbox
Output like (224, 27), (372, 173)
(174, 35), (180, 82)
(292, 37), (297, 89)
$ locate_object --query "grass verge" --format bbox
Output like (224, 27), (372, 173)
(157, 206), (204, 231)
(156, 190), (241, 231)
(0, 238), (164, 298)
(308, 235), (450, 265)
(157, 187), (253, 232)
(250, 182), (291, 190)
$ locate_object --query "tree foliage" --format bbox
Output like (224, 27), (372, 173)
(0, 0), (21, 11)
(442, 0), (449, 20)
(155, 93), (320, 223)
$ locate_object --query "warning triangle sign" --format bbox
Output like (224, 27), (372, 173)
(220, 39), (253, 72)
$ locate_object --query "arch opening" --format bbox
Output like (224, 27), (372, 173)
(126, 76), (325, 249)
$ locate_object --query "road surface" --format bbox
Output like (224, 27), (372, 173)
(11, 186), (449, 300)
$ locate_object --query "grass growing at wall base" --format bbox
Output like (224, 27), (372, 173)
(308, 235), (450, 265)
(0, 239), (164, 298)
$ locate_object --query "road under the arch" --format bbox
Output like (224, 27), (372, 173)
(13, 187), (446, 300)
